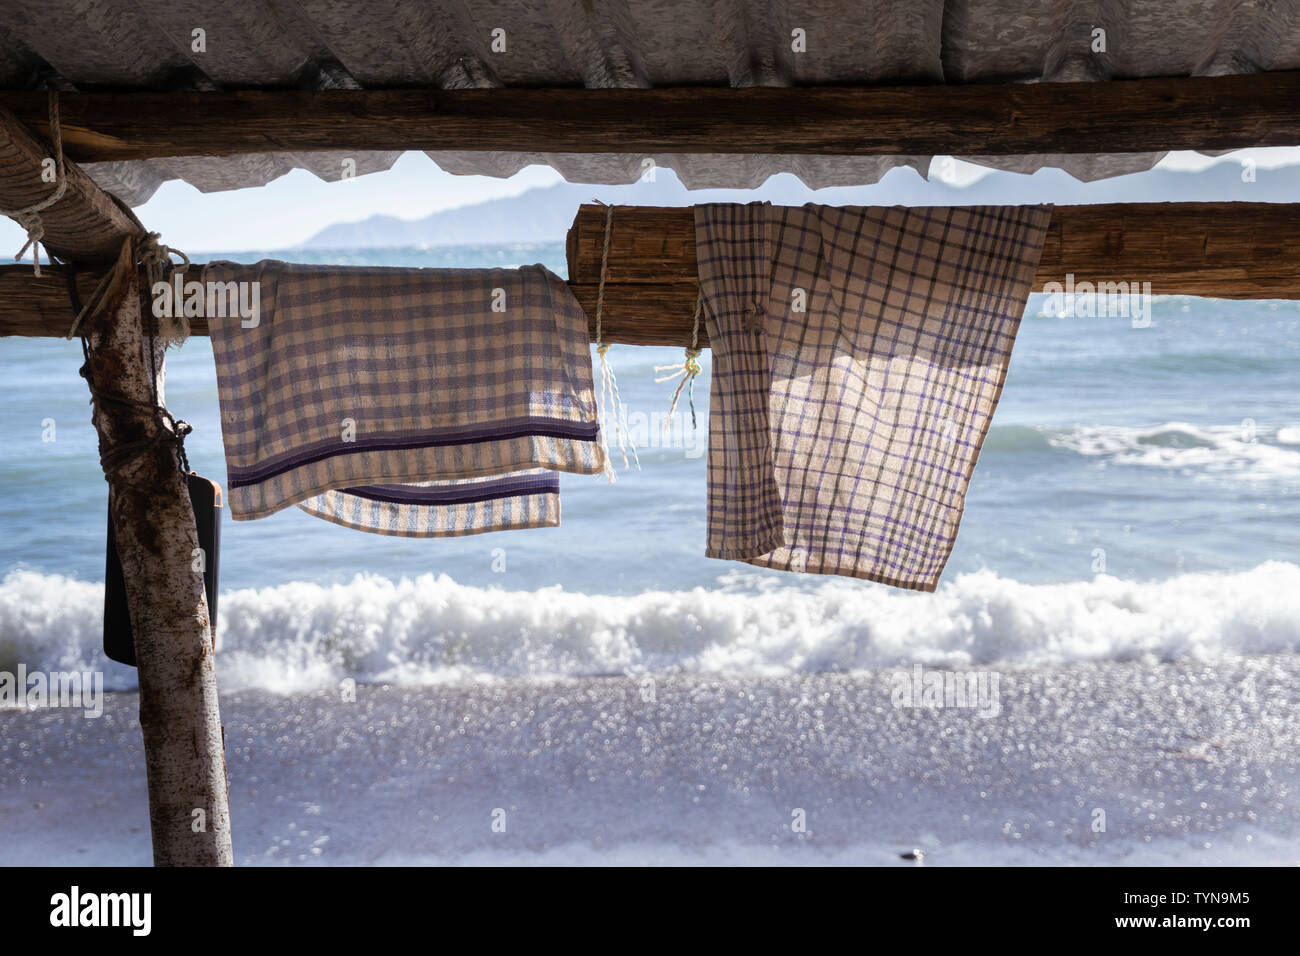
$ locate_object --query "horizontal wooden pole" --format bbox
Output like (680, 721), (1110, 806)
(1, 73), (1298, 163)
(568, 282), (704, 346)
(567, 202), (1300, 344)
(0, 266), (705, 346)
(4, 202), (1299, 345)
(0, 265), (112, 336)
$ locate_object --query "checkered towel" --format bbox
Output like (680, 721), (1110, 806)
(697, 203), (1052, 591)
(203, 261), (605, 536)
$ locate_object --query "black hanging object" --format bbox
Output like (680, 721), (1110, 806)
(104, 473), (223, 667)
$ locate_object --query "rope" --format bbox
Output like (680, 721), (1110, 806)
(65, 265), (118, 340)
(139, 231), (192, 346)
(592, 202), (639, 476)
(0, 90), (67, 277)
(653, 289), (705, 431)
(68, 246), (194, 481)
(78, 331), (192, 481)
(66, 231), (191, 342)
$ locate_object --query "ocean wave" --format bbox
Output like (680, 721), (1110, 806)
(978, 424), (1054, 454)
(2, 563), (1299, 693)
(1039, 421), (1300, 480)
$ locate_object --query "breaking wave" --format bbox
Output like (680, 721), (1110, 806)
(1041, 421), (1300, 481)
(2, 562), (1299, 693)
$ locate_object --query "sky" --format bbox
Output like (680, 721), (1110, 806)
(2, 146), (1298, 256)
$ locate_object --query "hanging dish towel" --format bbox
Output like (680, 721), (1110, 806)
(203, 261), (605, 536)
(697, 203), (1053, 591)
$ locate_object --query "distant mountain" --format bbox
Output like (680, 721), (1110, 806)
(297, 175), (700, 249)
(300, 182), (593, 248)
(297, 160), (1300, 250)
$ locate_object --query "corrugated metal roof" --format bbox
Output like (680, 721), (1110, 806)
(2, 0), (1297, 204)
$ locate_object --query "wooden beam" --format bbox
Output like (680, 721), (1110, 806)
(3, 202), (1298, 346)
(0, 264), (117, 335)
(1, 73), (1299, 163)
(0, 266), (709, 346)
(565, 202), (1300, 344)
(0, 106), (141, 262)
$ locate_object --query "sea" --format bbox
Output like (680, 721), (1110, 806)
(2, 242), (1298, 865)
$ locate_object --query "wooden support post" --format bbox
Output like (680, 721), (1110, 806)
(0, 106), (233, 865)
(82, 265), (233, 865)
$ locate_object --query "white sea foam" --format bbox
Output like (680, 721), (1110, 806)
(1044, 421), (1300, 481)
(2, 563), (1299, 692)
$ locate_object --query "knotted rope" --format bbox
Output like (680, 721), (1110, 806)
(80, 333), (193, 478)
(66, 231), (192, 342)
(61, 234), (194, 480)
(0, 90), (67, 277)
(139, 231), (192, 346)
(592, 202), (640, 476)
(654, 289), (705, 431)
(73, 286), (192, 480)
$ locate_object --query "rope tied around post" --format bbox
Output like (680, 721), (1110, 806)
(0, 90), (67, 277)
(592, 201), (640, 477)
(69, 234), (195, 481)
(79, 335), (193, 479)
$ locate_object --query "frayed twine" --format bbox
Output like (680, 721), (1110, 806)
(139, 232), (191, 347)
(592, 202), (640, 479)
(654, 289), (705, 432)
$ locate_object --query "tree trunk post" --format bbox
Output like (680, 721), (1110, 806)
(82, 263), (233, 867)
